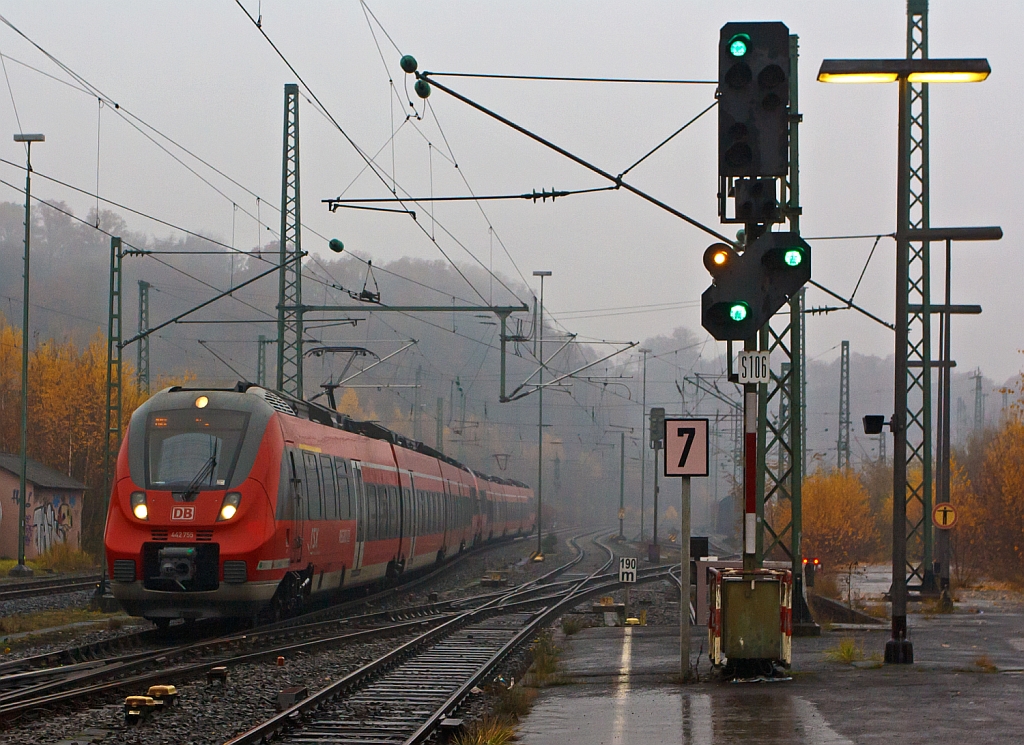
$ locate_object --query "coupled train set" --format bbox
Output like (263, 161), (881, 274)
(103, 384), (535, 625)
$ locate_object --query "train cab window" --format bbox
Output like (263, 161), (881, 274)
(335, 458), (351, 519)
(320, 455), (338, 521)
(146, 409), (249, 490)
(302, 452), (323, 520)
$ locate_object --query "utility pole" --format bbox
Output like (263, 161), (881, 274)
(413, 365), (422, 441)
(619, 431), (625, 538)
(534, 270), (551, 558)
(256, 335), (267, 387)
(436, 397), (444, 453)
(11, 132), (43, 577)
(639, 348), (650, 542)
(838, 340), (851, 469)
(970, 369), (985, 431)
(137, 281), (150, 396)
(277, 83), (303, 398)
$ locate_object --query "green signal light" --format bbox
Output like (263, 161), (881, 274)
(729, 303), (749, 322)
(728, 34), (750, 57)
(783, 249), (803, 267)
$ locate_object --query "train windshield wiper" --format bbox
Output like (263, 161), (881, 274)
(181, 449), (218, 502)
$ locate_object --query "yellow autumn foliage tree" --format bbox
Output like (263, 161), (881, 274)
(972, 418), (1024, 583)
(801, 468), (880, 568)
(0, 316), (148, 555)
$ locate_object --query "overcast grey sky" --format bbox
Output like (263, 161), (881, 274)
(0, 1), (1018, 382)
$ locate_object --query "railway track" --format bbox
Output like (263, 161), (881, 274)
(0, 530), (557, 683)
(225, 531), (674, 745)
(0, 573), (102, 602)
(0, 529), (591, 722)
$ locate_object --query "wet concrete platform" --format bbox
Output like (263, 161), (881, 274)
(518, 594), (1024, 744)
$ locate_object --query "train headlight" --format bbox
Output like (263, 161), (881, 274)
(130, 492), (148, 521)
(217, 492), (241, 522)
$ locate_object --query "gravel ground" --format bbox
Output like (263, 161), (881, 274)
(0, 589), (98, 620)
(0, 535), (586, 743)
(0, 630), (425, 745)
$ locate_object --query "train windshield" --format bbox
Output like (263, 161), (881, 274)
(146, 409), (250, 490)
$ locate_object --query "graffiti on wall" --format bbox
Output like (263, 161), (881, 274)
(30, 494), (75, 556)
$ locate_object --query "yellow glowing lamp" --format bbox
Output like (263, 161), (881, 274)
(818, 58), (990, 85)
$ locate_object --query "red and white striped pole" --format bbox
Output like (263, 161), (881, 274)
(743, 386), (758, 566)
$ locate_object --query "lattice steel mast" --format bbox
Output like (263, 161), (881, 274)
(277, 83), (303, 397)
(136, 280), (150, 396)
(757, 34), (814, 630)
(905, 0), (935, 592)
(838, 340), (851, 469)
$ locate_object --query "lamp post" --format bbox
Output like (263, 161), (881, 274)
(533, 270), (551, 559)
(818, 56), (990, 664)
(10, 133), (44, 578)
(638, 347), (650, 542)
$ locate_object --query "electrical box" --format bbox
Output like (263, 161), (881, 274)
(708, 568), (792, 667)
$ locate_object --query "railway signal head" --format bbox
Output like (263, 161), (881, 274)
(718, 22), (791, 178)
(700, 232), (811, 341)
(748, 231), (811, 322)
(650, 407), (665, 449)
(701, 242), (757, 340)
(734, 177), (781, 225)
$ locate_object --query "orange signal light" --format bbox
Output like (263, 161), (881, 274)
(703, 242), (738, 277)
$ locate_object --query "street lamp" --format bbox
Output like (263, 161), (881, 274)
(638, 348), (651, 544)
(818, 56), (989, 664)
(533, 270), (551, 560)
(10, 133), (44, 577)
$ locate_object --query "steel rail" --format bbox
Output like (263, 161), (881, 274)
(0, 574), (101, 602)
(224, 531), (638, 745)
(0, 617), (440, 721)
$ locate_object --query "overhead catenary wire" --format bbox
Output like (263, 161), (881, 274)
(0, 40), (483, 318)
(232, 1), (497, 307)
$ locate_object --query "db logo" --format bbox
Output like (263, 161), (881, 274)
(170, 506), (196, 521)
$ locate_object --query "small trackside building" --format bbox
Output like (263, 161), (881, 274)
(0, 453), (86, 560)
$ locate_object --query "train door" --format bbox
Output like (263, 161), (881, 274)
(351, 461), (366, 571)
(287, 450), (304, 565)
(301, 451), (323, 561)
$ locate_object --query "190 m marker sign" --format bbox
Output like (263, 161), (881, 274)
(663, 418), (710, 477)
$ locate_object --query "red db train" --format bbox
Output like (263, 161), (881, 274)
(103, 384), (534, 625)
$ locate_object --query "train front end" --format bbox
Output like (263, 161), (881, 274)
(104, 387), (285, 622)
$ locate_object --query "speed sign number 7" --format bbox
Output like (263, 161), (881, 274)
(664, 418), (709, 477)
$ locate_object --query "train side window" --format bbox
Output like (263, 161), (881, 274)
(335, 458), (351, 520)
(320, 455), (338, 521)
(302, 451), (323, 520)
(365, 484), (378, 541)
(378, 489), (389, 539)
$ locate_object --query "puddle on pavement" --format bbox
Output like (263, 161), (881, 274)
(519, 629), (851, 745)
(518, 688), (854, 744)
